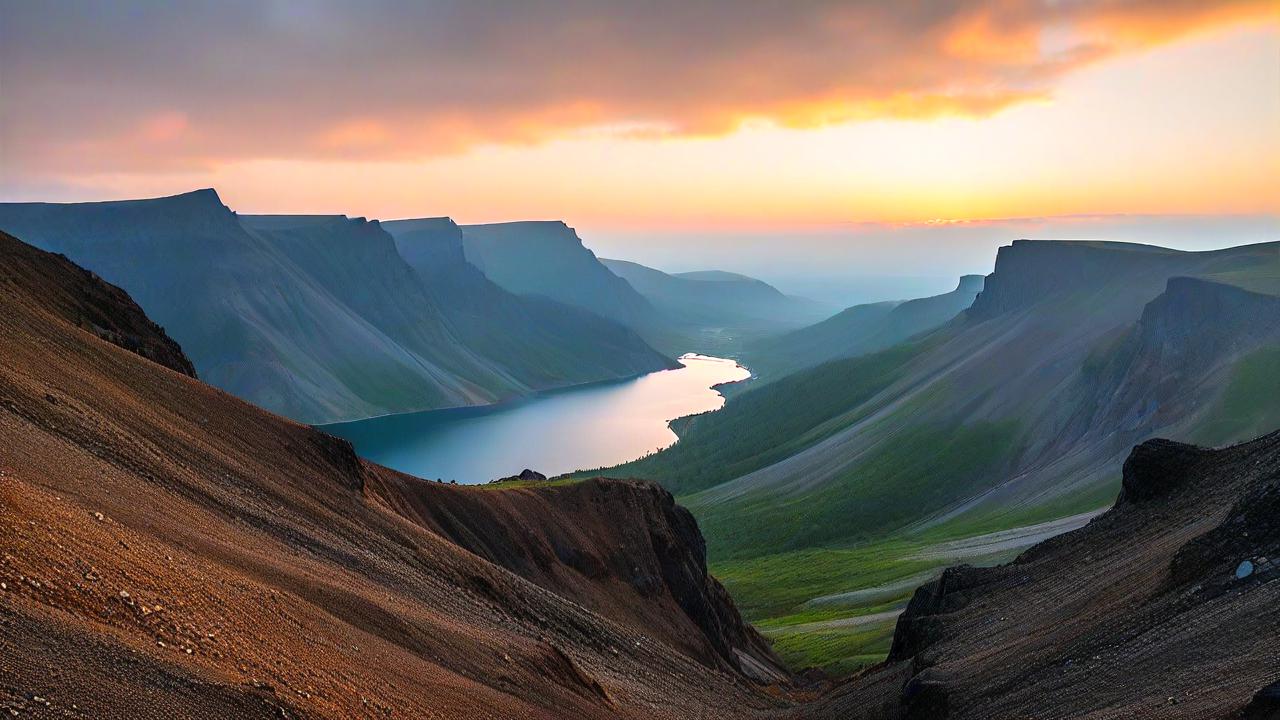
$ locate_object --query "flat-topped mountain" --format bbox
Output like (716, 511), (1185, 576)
(0, 192), (672, 423)
(383, 217), (677, 387)
(461, 220), (658, 329)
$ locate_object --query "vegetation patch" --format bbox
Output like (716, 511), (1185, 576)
(580, 339), (933, 494)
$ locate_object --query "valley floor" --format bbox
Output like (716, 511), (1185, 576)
(713, 504), (1111, 674)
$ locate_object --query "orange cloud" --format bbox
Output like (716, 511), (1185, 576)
(1, 0), (1276, 180)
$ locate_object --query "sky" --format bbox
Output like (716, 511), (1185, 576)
(2, 1), (1278, 295)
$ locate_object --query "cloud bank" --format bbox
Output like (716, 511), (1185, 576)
(1, 0), (1275, 177)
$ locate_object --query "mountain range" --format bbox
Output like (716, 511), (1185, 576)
(0, 192), (675, 424)
(2, 225), (1275, 718)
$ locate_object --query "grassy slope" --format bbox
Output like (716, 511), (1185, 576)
(587, 340), (931, 495)
(1193, 345), (1280, 447)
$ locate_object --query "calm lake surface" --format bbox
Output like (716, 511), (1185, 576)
(322, 354), (749, 484)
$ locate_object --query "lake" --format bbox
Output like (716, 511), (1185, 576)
(321, 353), (750, 483)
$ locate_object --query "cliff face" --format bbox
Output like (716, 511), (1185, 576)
(370, 475), (787, 682)
(1063, 277), (1280, 450)
(460, 220), (658, 329)
(0, 233), (790, 719)
(0, 194), (673, 423)
(808, 431), (1280, 719)
(966, 240), (1188, 320)
(383, 216), (679, 386)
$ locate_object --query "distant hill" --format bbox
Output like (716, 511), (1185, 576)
(742, 274), (983, 381)
(601, 259), (831, 333)
(460, 221), (657, 329)
(0, 191), (672, 423)
(458, 221), (822, 355)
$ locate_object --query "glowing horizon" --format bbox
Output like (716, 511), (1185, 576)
(1, 2), (1278, 230)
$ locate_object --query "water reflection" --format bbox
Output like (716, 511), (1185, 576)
(322, 354), (749, 483)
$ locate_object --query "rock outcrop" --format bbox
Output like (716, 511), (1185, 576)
(805, 431), (1280, 719)
(371, 475), (788, 681)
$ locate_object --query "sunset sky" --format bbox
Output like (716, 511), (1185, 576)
(2, 1), (1277, 289)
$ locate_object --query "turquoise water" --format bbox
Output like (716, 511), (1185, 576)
(322, 354), (749, 483)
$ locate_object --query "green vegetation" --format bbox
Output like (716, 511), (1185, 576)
(588, 339), (933, 495)
(693, 420), (1022, 561)
(762, 617), (898, 676)
(1194, 345), (1280, 447)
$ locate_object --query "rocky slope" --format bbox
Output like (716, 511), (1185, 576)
(805, 431), (1280, 719)
(0, 230), (793, 718)
(0, 230), (196, 378)
(0, 192), (672, 423)
(370, 475), (787, 682)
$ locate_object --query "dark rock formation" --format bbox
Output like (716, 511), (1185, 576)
(369, 475), (789, 683)
(491, 468), (549, 484)
(804, 430), (1280, 719)
(1116, 438), (1208, 505)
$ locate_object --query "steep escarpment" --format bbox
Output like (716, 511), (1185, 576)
(807, 432), (1280, 719)
(460, 220), (658, 330)
(0, 193), (673, 424)
(369, 475), (787, 682)
(966, 239), (1187, 320)
(384, 217), (678, 385)
(1064, 277), (1280, 451)
(0, 232), (792, 718)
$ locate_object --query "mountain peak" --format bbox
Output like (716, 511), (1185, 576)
(956, 274), (985, 293)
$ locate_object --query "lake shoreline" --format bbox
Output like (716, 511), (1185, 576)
(322, 353), (750, 483)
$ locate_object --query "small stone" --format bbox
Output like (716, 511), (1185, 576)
(93, 512), (104, 522)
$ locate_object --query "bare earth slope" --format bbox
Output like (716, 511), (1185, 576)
(805, 432), (1280, 719)
(0, 230), (791, 718)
